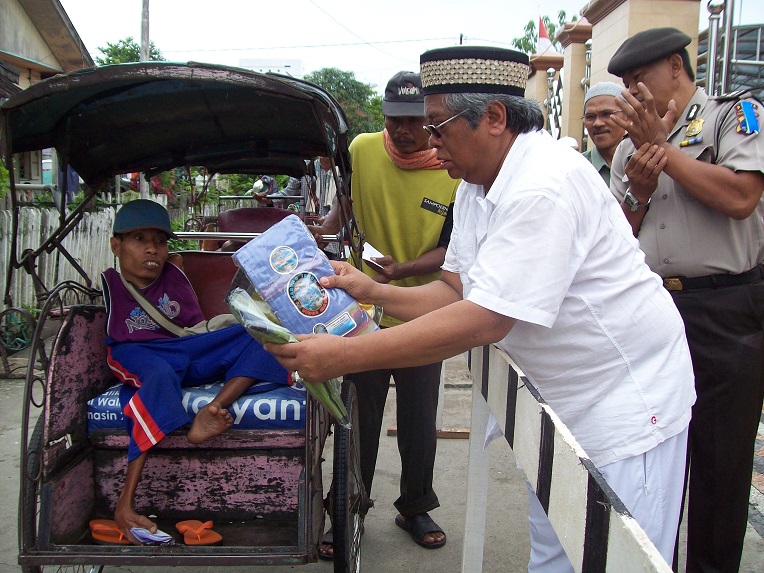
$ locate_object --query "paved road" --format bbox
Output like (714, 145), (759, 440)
(0, 354), (762, 572)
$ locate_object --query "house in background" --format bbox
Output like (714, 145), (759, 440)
(1, 0), (93, 186)
(0, 61), (22, 101)
(1, 0), (93, 87)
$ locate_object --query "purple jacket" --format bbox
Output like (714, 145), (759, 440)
(102, 263), (205, 343)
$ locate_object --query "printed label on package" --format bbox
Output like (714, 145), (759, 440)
(325, 311), (358, 336)
(288, 272), (329, 317)
(270, 246), (298, 274)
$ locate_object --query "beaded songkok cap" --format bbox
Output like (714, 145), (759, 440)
(420, 46), (530, 97)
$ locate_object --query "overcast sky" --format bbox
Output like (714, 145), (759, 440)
(59, 0), (764, 95)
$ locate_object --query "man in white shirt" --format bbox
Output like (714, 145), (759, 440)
(265, 46), (695, 571)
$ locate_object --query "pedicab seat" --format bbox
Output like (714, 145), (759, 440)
(212, 207), (294, 251)
(86, 381), (307, 439)
(218, 207), (293, 234)
(177, 250), (240, 319)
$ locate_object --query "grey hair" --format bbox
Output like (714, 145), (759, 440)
(443, 93), (544, 133)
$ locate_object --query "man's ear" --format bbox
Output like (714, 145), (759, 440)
(110, 236), (120, 256)
(485, 101), (508, 135)
(668, 53), (684, 79)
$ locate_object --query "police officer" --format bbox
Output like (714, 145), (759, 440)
(608, 27), (764, 572)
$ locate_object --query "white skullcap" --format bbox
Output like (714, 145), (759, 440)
(559, 136), (579, 150)
(584, 82), (624, 106)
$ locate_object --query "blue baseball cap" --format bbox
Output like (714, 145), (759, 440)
(113, 199), (177, 238)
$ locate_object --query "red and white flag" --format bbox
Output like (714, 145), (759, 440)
(537, 17), (555, 54)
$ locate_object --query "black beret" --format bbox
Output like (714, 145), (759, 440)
(608, 27), (692, 77)
(420, 46), (530, 97)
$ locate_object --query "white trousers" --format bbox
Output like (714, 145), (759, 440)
(527, 425), (688, 572)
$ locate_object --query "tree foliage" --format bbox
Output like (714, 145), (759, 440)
(0, 159), (9, 201)
(511, 11), (576, 55)
(304, 68), (384, 140)
(225, 173), (260, 195)
(95, 37), (165, 65)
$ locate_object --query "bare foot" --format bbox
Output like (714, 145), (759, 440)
(319, 527), (334, 559)
(187, 401), (233, 444)
(115, 498), (157, 545)
(423, 530), (445, 544)
(320, 540), (334, 558)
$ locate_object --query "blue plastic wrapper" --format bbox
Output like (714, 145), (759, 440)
(232, 214), (378, 337)
(229, 214), (381, 428)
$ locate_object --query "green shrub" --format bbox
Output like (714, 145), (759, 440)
(168, 217), (198, 252)
(0, 161), (9, 201)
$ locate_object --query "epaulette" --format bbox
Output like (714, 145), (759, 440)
(709, 89), (762, 144)
(711, 89), (754, 102)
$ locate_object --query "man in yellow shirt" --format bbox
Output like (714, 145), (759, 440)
(312, 71), (458, 557)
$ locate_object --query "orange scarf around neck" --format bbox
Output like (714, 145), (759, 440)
(383, 129), (442, 170)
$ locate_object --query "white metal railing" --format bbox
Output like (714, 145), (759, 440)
(462, 344), (672, 573)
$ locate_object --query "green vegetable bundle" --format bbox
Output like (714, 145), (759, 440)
(227, 284), (350, 428)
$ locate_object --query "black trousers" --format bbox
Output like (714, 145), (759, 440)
(671, 281), (764, 572)
(348, 360), (442, 518)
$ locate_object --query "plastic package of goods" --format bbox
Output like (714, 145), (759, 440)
(231, 214), (378, 337)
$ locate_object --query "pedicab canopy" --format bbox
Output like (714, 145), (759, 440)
(0, 61), (351, 187)
(0, 62), (360, 307)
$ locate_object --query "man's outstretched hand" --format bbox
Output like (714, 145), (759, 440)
(265, 334), (350, 383)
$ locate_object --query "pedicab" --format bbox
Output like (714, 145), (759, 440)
(1, 62), (370, 572)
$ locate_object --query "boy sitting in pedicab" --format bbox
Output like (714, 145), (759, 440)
(95, 199), (288, 546)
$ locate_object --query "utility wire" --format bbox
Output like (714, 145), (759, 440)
(308, 0), (407, 60)
(164, 37), (454, 55)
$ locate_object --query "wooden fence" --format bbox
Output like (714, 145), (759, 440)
(0, 195), (175, 311)
(0, 208), (115, 309)
(0, 194), (288, 311)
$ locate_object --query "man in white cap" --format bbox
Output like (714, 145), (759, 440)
(581, 81), (627, 186)
(267, 46), (695, 571)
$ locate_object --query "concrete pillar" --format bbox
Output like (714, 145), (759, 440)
(528, 53), (563, 131)
(582, 0), (701, 85)
(557, 19), (593, 149)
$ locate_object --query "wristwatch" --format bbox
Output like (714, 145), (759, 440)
(623, 190), (651, 212)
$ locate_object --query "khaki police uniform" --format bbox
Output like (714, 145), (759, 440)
(611, 87), (764, 572)
(612, 88), (764, 278)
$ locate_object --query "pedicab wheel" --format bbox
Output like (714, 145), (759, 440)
(1, 307), (34, 353)
(21, 418), (104, 573)
(331, 380), (366, 573)
(184, 216), (205, 231)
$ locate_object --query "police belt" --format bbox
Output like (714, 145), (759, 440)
(663, 264), (764, 291)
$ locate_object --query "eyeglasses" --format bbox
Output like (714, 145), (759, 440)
(582, 110), (624, 124)
(423, 110), (468, 138)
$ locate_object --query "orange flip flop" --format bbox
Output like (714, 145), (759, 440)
(89, 519), (130, 545)
(175, 519), (223, 546)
